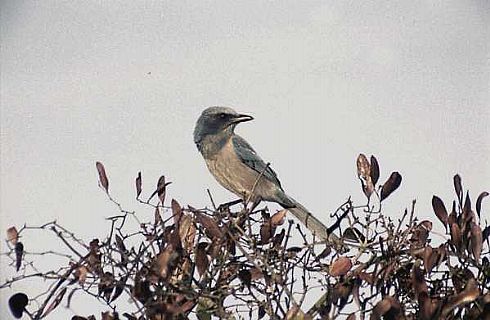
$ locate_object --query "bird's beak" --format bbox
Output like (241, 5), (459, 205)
(232, 114), (254, 124)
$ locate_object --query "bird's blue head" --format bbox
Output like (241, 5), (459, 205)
(193, 106), (254, 144)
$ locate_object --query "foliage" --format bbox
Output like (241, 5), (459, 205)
(2, 155), (489, 319)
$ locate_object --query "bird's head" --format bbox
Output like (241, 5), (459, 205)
(193, 106), (254, 143)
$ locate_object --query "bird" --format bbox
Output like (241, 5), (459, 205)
(193, 106), (335, 242)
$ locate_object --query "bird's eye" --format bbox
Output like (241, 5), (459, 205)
(219, 113), (226, 119)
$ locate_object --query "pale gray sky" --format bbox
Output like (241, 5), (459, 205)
(1, 1), (489, 319)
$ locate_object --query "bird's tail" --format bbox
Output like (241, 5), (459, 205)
(283, 197), (341, 244)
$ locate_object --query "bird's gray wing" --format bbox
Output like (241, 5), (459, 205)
(231, 135), (283, 189)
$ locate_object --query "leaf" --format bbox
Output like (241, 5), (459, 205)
(271, 209), (287, 227)
(111, 278), (126, 303)
(195, 242), (209, 277)
(380, 172), (402, 201)
(370, 297), (392, 320)
(179, 214), (196, 253)
(356, 154), (374, 198)
(156, 175), (171, 204)
(441, 278), (479, 317)
(135, 172), (142, 198)
(156, 244), (178, 279)
(329, 256), (352, 277)
(346, 313), (356, 320)
(15, 242), (23, 271)
(171, 199), (183, 225)
(260, 222), (273, 244)
(431, 196), (448, 228)
(115, 235), (127, 253)
(8, 293), (28, 319)
(95, 162), (109, 192)
(42, 287), (67, 318)
(463, 191), (471, 215)
(196, 213), (223, 239)
(454, 174), (463, 203)
(476, 191), (488, 218)
(6, 227), (18, 245)
(450, 223), (462, 251)
(74, 266), (88, 284)
(470, 223), (483, 261)
(370, 155), (380, 185)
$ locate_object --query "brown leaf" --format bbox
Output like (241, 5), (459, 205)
(470, 223), (483, 261)
(260, 222), (274, 244)
(423, 246), (439, 273)
(450, 223), (462, 250)
(156, 244), (179, 279)
(346, 313), (356, 320)
(370, 155), (380, 185)
(110, 277), (127, 303)
(476, 191), (488, 219)
(272, 229), (286, 248)
(380, 172), (402, 201)
(154, 207), (162, 225)
(370, 297), (395, 320)
(196, 213), (223, 239)
(357, 154), (374, 198)
(179, 214), (196, 253)
(135, 172), (142, 198)
(329, 256), (352, 277)
(6, 227), (18, 245)
(441, 278), (480, 317)
(156, 175), (171, 204)
(454, 174), (463, 203)
(195, 242), (209, 277)
(271, 209), (287, 227)
(75, 266), (88, 284)
(42, 287), (67, 318)
(171, 199), (183, 225)
(463, 191), (471, 216)
(95, 162), (109, 192)
(431, 196), (448, 228)
(15, 242), (23, 271)
(411, 264), (428, 297)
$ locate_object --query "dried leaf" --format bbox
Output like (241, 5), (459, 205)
(463, 191), (471, 215)
(470, 223), (483, 261)
(370, 155), (380, 185)
(476, 191), (488, 218)
(441, 278), (479, 317)
(454, 174), (463, 203)
(411, 264), (428, 297)
(450, 223), (462, 250)
(370, 297), (392, 320)
(115, 235), (127, 253)
(110, 278), (126, 303)
(329, 256), (352, 277)
(42, 287), (67, 318)
(357, 154), (374, 198)
(431, 196), (448, 228)
(196, 213), (223, 239)
(8, 293), (28, 319)
(195, 242), (209, 277)
(154, 207), (162, 225)
(156, 244), (178, 279)
(380, 172), (402, 201)
(181, 215), (196, 253)
(7, 227), (18, 245)
(75, 266), (88, 284)
(98, 272), (115, 301)
(346, 313), (356, 320)
(260, 222), (273, 244)
(172, 199), (183, 225)
(135, 172), (142, 198)
(271, 209), (287, 227)
(95, 162), (109, 192)
(15, 242), (23, 271)
(272, 229), (285, 248)
(156, 175), (170, 204)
